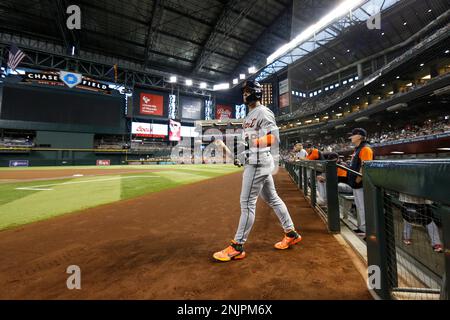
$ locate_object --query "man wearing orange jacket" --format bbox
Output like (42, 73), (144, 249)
(347, 128), (374, 237)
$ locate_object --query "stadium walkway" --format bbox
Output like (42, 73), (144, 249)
(0, 168), (371, 299)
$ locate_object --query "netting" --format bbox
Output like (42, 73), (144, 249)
(383, 190), (445, 300)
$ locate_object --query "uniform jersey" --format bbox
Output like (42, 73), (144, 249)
(306, 149), (321, 160)
(241, 104), (278, 166)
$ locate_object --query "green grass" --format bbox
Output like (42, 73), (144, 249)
(0, 165), (241, 231)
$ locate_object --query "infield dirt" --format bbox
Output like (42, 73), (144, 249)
(0, 169), (371, 299)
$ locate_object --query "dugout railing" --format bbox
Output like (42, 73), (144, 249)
(364, 160), (449, 300)
(284, 159), (450, 300)
(284, 160), (340, 233)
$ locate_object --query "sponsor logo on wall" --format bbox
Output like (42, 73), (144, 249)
(180, 96), (202, 120)
(131, 122), (168, 138)
(9, 160), (29, 167)
(215, 104), (233, 120)
(96, 160), (111, 166)
(140, 93), (164, 116)
(60, 71), (82, 88)
(23, 71), (111, 94)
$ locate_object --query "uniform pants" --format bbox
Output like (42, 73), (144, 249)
(234, 164), (295, 244)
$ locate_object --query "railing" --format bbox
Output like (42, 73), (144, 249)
(284, 159), (450, 300)
(364, 160), (450, 300)
(285, 160), (340, 233)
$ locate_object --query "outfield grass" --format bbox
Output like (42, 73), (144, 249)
(0, 165), (241, 231)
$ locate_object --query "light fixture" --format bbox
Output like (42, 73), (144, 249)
(367, 92), (370, 95)
(403, 21), (407, 26)
(387, 103), (407, 112)
(266, 0), (364, 64)
(406, 82), (413, 87)
(233, 78), (238, 84)
(347, 49), (350, 53)
(213, 83), (230, 91)
(248, 67), (256, 74)
(185, 79), (193, 86)
(396, 76), (400, 79)
(240, 74), (246, 80)
(381, 32), (385, 36)
(333, 56), (336, 60)
(200, 82), (207, 89)
(428, 9), (432, 13)
(169, 76), (177, 83)
(420, 63), (424, 67)
(445, 50), (449, 54)
(381, 83), (385, 87)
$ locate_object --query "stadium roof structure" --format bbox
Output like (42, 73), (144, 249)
(0, 0), (293, 82)
(253, 0), (450, 84)
(0, 0), (448, 92)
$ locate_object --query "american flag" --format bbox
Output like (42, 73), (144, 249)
(7, 45), (26, 71)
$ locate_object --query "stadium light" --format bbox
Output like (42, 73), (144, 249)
(200, 82), (207, 89)
(239, 74), (246, 80)
(387, 103), (408, 112)
(169, 76), (177, 83)
(248, 67), (256, 74)
(267, 0), (364, 64)
(185, 79), (193, 86)
(233, 78), (238, 85)
(213, 83), (230, 91)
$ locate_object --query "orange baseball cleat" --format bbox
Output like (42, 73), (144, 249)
(213, 240), (246, 262)
(274, 231), (302, 250)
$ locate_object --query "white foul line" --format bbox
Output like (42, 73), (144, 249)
(15, 176), (161, 191)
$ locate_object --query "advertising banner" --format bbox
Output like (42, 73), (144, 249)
(169, 119), (181, 142)
(23, 71), (111, 94)
(279, 79), (289, 95)
(96, 160), (111, 166)
(279, 93), (290, 108)
(132, 122), (168, 138)
(9, 160), (29, 167)
(180, 96), (202, 120)
(215, 104), (233, 120)
(140, 93), (164, 116)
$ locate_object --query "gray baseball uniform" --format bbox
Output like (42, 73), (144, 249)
(234, 104), (296, 244)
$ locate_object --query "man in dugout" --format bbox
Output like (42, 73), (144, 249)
(347, 128), (374, 237)
(305, 143), (324, 161)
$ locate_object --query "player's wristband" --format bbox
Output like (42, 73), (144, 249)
(252, 134), (275, 148)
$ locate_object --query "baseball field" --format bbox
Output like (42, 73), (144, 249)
(0, 164), (371, 300)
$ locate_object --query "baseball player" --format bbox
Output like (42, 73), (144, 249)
(213, 80), (302, 262)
